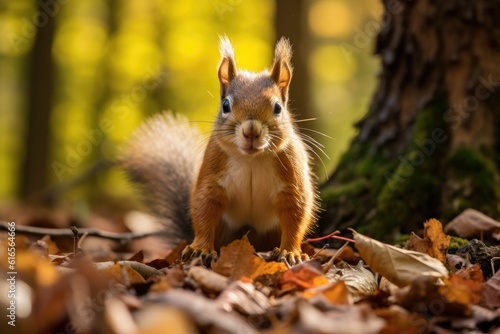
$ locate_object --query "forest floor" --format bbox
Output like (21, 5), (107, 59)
(0, 205), (499, 334)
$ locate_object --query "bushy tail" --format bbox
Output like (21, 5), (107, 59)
(120, 112), (202, 246)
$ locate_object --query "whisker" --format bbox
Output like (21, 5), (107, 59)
(304, 144), (329, 180)
(293, 118), (317, 123)
(269, 141), (288, 172)
(298, 127), (335, 140)
(301, 138), (330, 161)
(300, 133), (325, 149)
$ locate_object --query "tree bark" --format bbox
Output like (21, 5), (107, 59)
(319, 0), (500, 241)
(21, 1), (55, 201)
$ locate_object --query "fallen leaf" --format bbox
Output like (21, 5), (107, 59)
(103, 297), (137, 334)
(212, 236), (287, 280)
(165, 240), (187, 265)
(303, 280), (352, 305)
(134, 305), (197, 334)
(375, 305), (427, 334)
(483, 269), (500, 308)
(325, 261), (378, 301)
(428, 304), (500, 333)
(96, 261), (164, 281)
(277, 260), (329, 294)
(449, 264), (484, 304)
(145, 289), (259, 334)
(351, 229), (449, 287)
(296, 300), (385, 334)
(148, 276), (170, 293)
(216, 280), (270, 315)
(445, 208), (500, 238)
(395, 275), (470, 317)
(145, 258), (169, 270)
(189, 266), (229, 294)
(15, 251), (60, 288)
(127, 250), (144, 262)
(105, 263), (146, 285)
(407, 219), (450, 263)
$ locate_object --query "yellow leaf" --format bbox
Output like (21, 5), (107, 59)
(407, 219), (450, 263)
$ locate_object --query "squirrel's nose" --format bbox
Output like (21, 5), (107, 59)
(242, 120), (262, 140)
(243, 130), (260, 140)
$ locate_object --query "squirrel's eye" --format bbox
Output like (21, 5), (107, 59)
(273, 102), (282, 115)
(222, 98), (231, 114)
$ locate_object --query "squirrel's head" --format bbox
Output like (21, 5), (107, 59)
(214, 36), (295, 156)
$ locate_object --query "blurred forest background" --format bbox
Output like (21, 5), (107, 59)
(0, 0), (382, 211)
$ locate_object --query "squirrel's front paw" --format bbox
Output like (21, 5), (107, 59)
(271, 247), (309, 266)
(181, 245), (218, 267)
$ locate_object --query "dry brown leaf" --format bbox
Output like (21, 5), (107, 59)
(375, 305), (426, 334)
(189, 266), (229, 294)
(277, 260), (329, 294)
(351, 229), (448, 287)
(407, 219), (450, 263)
(296, 300), (385, 334)
(216, 280), (270, 315)
(483, 269), (500, 308)
(103, 297), (137, 334)
(145, 289), (259, 334)
(303, 280), (352, 305)
(144, 258), (169, 270)
(438, 280), (471, 314)
(128, 250), (144, 262)
(96, 261), (164, 281)
(148, 276), (171, 293)
(449, 264), (484, 304)
(11, 251), (60, 289)
(212, 236), (287, 280)
(395, 275), (470, 317)
(105, 263), (146, 285)
(445, 208), (500, 239)
(325, 261), (378, 301)
(165, 240), (188, 265)
(134, 305), (197, 334)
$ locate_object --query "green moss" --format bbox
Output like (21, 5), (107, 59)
(445, 148), (500, 220)
(394, 234), (411, 247)
(370, 98), (447, 239)
(448, 237), (469, 252)
(320, 178), (369, 204)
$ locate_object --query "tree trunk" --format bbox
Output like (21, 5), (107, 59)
(319, 0), (500, 241)
(275, 0), (312, 121)
(21, 0), (55, 201)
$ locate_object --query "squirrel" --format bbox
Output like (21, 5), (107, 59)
(121, 37), (318, 266)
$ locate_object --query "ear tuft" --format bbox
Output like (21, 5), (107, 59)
(218, 35), (237, 96)
(273, 37), (293, 65)
(219, 35), (235, 60)
(271, 37), (293, 101)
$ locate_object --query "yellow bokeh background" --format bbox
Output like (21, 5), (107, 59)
(0, 0), (382, 206)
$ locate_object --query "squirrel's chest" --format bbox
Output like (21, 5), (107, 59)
(218, 155), (284, 232)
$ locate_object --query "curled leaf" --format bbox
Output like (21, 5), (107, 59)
(351, 229), (448, 287)
(445, 208), (500, 239)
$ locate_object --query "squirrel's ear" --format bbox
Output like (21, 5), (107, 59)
(218, 36), (237, 97)
(271, 37), (293, 102)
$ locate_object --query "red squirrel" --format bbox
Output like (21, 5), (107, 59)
(122, 37), (318, 265)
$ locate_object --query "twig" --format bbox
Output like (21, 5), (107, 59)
(308, 230), (355, 244)
(71, 226), (79, 253)
(0, 221), (166, 243)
